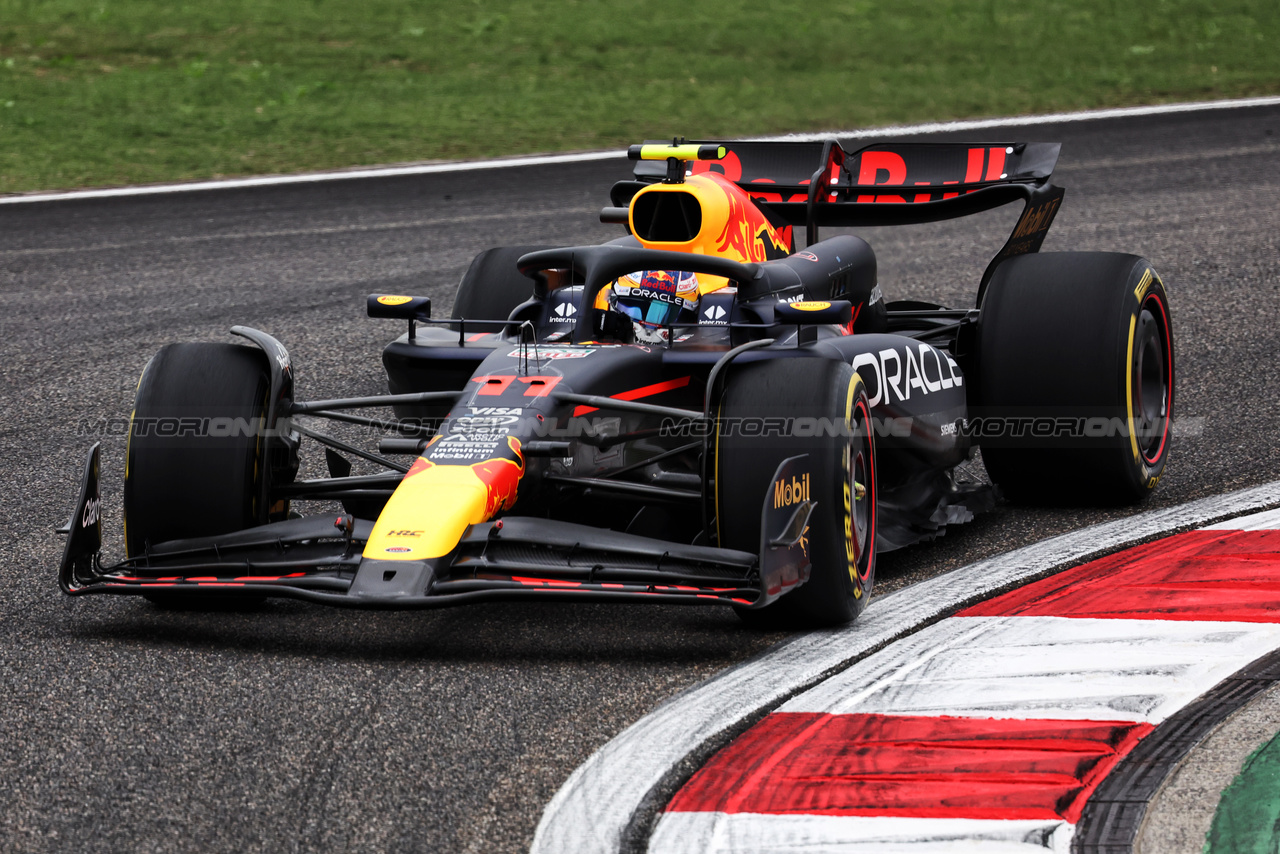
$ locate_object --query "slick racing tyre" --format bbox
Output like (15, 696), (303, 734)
(452, 245), (551, 323)
(716, 358), (876, 627)
(977, 252), (1173, 503)
(389, 244), (546, 426)
(124, 344), (278, 607)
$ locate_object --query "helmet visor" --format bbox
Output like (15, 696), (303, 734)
(615, 296), (684, 326)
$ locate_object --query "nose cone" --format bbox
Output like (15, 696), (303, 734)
(363, 445), (525, 561)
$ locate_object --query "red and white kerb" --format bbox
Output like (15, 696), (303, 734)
(651, 508), (1280, 853)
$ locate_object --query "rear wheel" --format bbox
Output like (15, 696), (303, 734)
(716, 358), (876, 627)
(124, 343), (277, 606)
(977, 252), (1173, 503)
(451, 245), (550, 322)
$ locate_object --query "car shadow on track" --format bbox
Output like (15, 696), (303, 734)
(65, 599), (788, 666)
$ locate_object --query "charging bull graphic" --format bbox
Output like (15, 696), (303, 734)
(364, 437), (525, 560)
(707, 173), (794, 262)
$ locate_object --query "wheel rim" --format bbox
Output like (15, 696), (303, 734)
(851, 449), (869, 555)
(846, 397), (875, 582)
(1132, 294), (1172, 464)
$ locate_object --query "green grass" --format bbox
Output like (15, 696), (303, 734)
(0, 0), (1277, 193)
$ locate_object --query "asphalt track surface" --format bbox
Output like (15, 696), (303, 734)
(2, 104), (1279, 853)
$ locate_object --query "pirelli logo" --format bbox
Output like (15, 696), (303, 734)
(774, 472), (810, 509)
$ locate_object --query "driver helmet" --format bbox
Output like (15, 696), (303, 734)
(609, 269), (700, 342)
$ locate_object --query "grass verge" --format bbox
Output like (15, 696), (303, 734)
(1, 0), (1278, 193)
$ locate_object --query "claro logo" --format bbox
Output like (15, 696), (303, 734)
(81, 495), (100, 528)
(773, 472), (810, 509)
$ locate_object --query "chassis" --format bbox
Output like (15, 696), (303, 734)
(59, 138), (1174, 626)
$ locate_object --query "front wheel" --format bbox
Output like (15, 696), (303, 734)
(716, 358), (876, 627)
(124, 343), (282, 606)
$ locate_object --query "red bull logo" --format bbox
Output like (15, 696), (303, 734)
(691, 149), (743, 182)
(640, 269), (679, 295)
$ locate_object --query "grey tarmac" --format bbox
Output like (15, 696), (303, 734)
(1, 104), (1279, 852)
(1139, 681), (1280, 852)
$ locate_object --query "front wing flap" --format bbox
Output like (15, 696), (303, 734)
(59, 484), (766, 609)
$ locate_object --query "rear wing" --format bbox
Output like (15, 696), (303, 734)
(629, 138), (1065, 297)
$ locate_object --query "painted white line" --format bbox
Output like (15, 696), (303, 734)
(781, 616), (1280, 722)
(1203, 506), (1280, 530)
(0, 150), (626, 206)
(647, 814), (1072, 854)
(763, 95), (1280, 141)
(5, 96), (1278, 207)
(530, 481), (1280, 854)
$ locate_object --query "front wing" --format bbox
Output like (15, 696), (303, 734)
(59, 445), (789, 610)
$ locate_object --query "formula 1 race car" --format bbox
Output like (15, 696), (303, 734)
(58, 138), (1174, 626)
